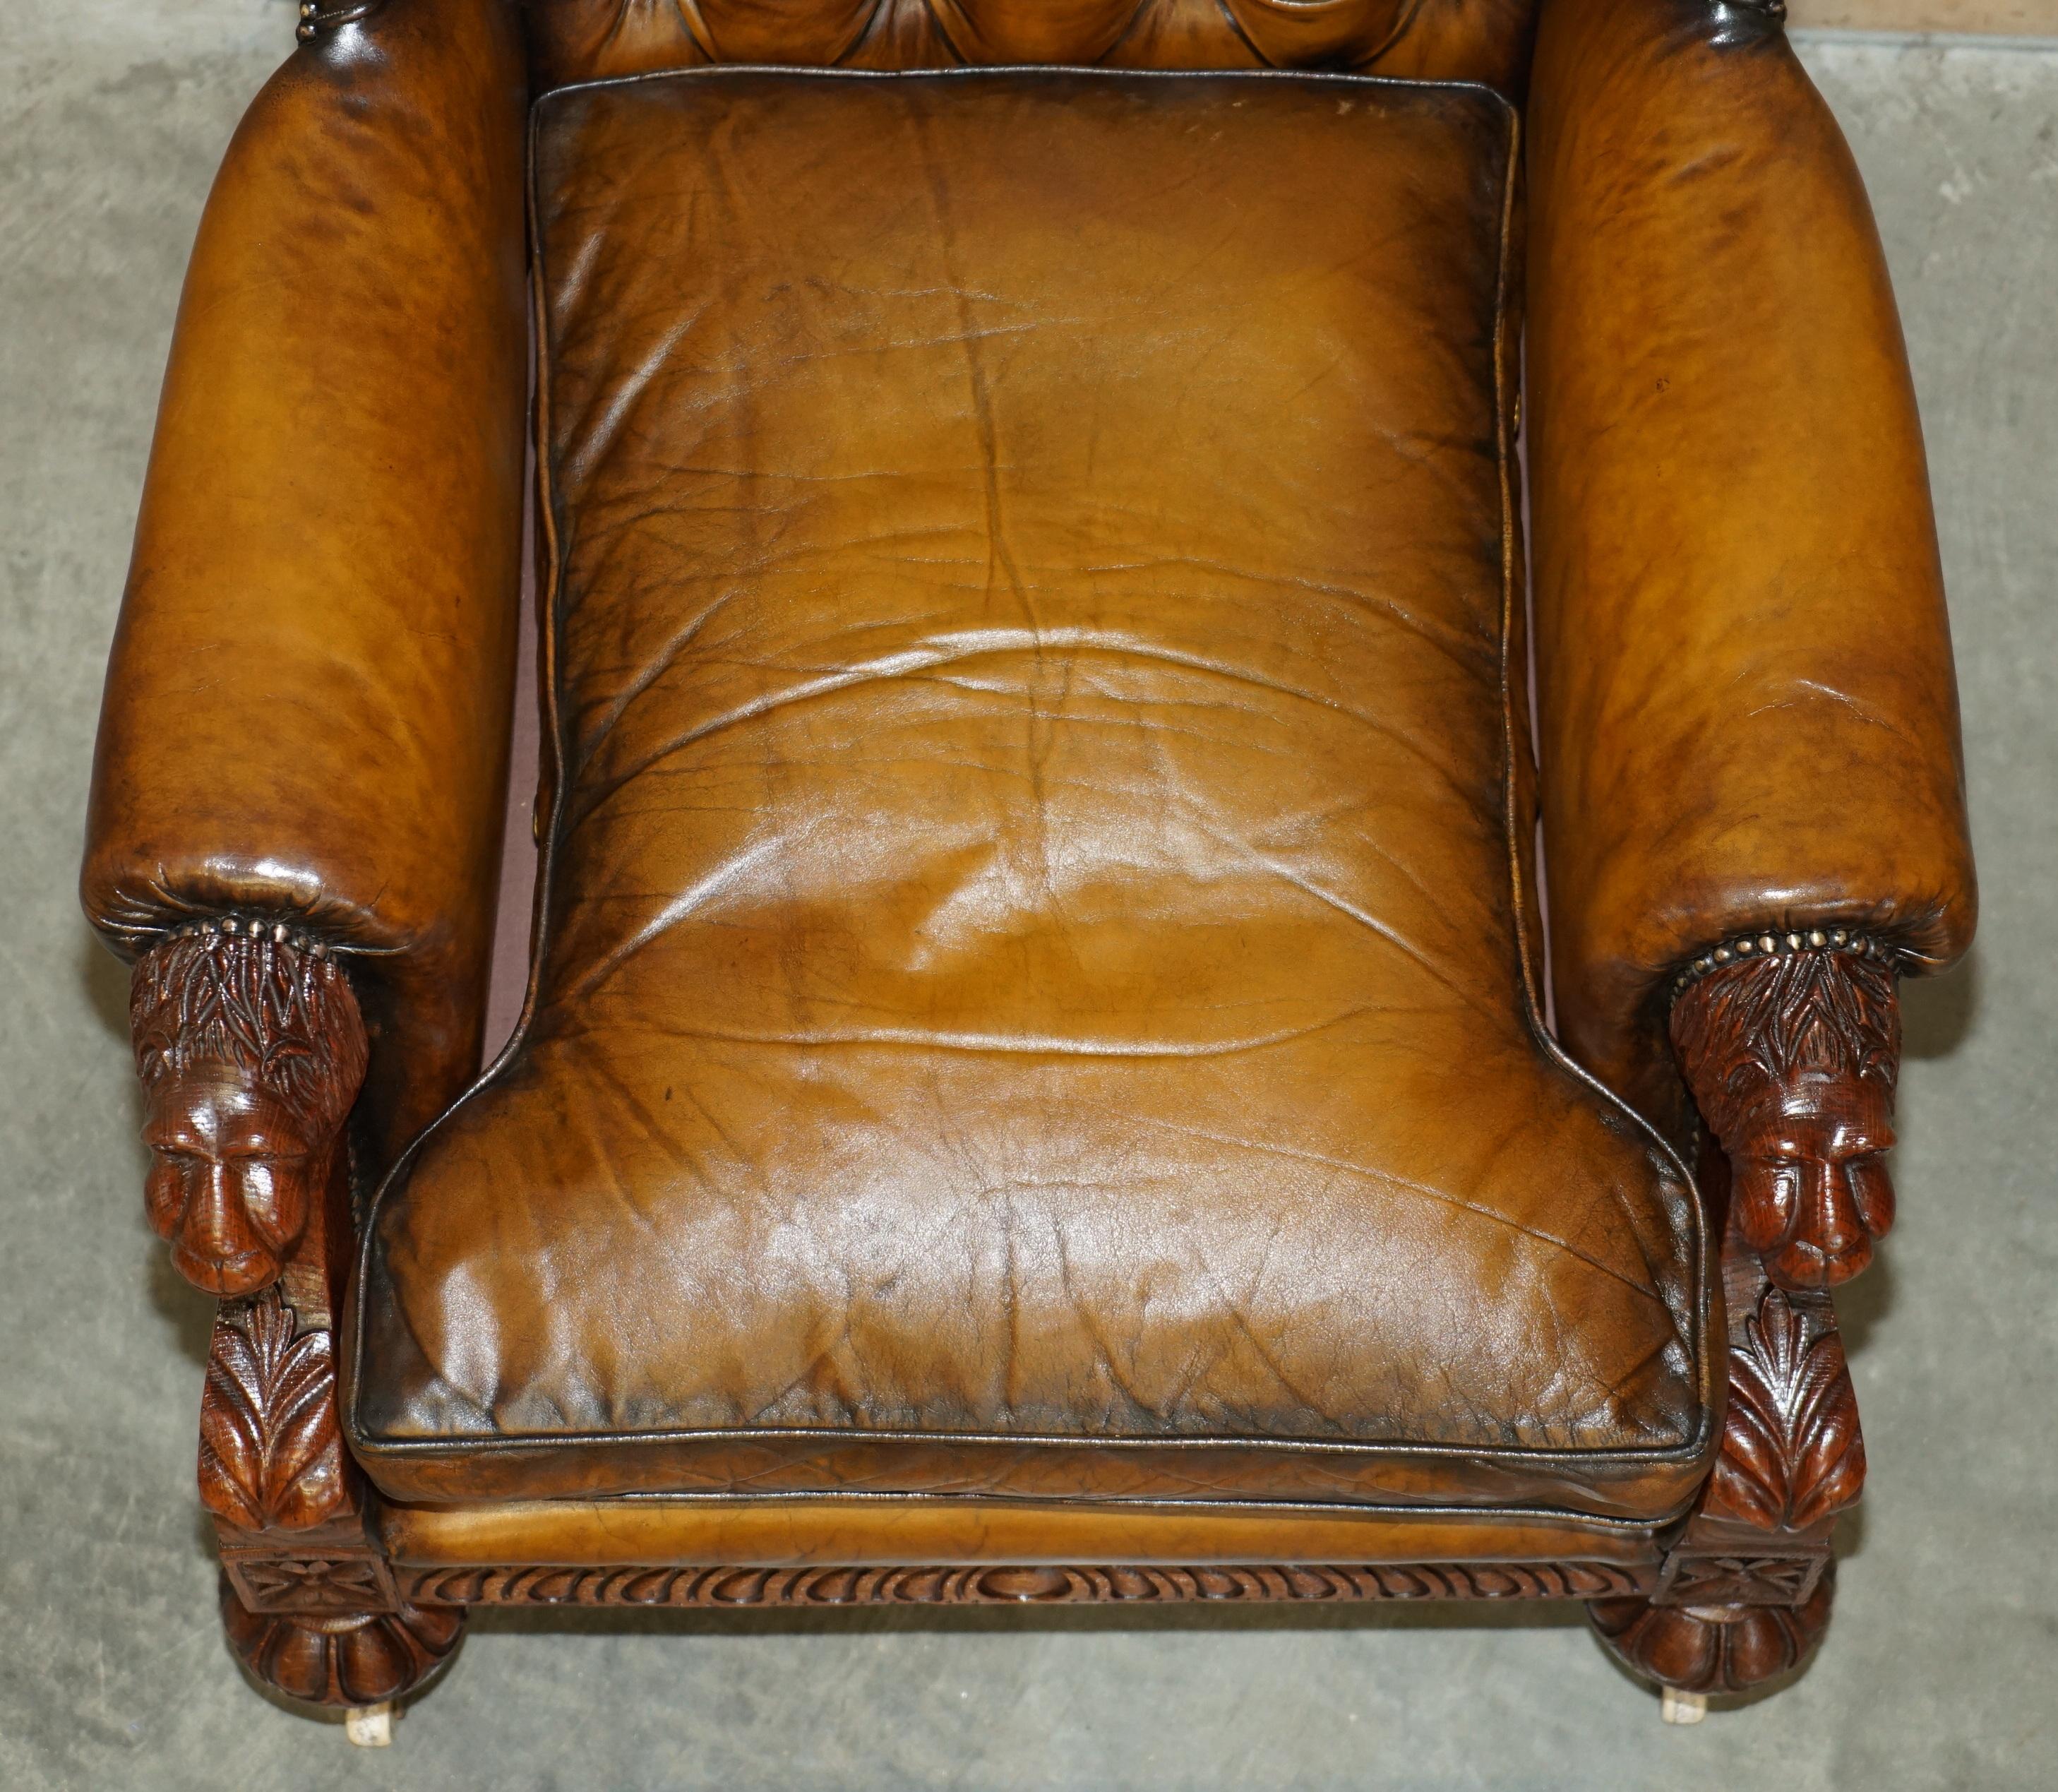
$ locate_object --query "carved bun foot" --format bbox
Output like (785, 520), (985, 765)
(220, 1574), (463, 1710)
(1589, 1564), (1834, 1700)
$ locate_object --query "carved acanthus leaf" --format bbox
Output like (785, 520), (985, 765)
(198, 1286), (347, 1531)
(1706, 1289), (1866, 1531)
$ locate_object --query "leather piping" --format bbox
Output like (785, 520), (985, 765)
(507, 1489), (1665, 1533)
(345, 66), (1717, 1516)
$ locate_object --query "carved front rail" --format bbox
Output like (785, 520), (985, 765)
(1591, 929), (1897, 1700)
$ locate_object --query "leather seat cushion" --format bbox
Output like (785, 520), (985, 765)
(349, 68), (1716, 1518)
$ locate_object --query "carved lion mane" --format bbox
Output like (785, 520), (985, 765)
(130, 928), (367, 1128)
(1671, 946), (1900, 1139)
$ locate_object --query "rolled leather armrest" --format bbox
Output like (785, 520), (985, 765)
(81, 0), (530, 1158)
(1524, 0), (1977, 1124)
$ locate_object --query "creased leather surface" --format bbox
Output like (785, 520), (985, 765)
(1526, 0), (1978, 1132)
(383, 1496), (1659, 1567)
(352, 68), (1713, 1517)
(80, 0), (530, 1158)
(527, 0), (1539, 97)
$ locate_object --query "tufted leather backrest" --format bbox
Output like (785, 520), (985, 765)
(526, 1), (1539, 97)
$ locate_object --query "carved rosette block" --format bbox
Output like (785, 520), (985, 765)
(220, 1574), (462, 1709)
(131, 919), (368, 1296)
(1670, 930), (1901, 1291)
(223, 1548), (395, 1615)
(1653, 1550), (1825, 1609)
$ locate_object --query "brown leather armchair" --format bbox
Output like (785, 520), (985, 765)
(83, 0), (1975, 1733)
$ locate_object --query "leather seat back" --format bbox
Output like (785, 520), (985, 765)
(527, 0), (1538, 96)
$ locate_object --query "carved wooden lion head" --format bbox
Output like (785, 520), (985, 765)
(130, 926), (367, 1296)
(1671, 944), (1899, 1291)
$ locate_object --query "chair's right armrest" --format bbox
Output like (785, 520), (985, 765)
(1524, 0), (1975, 1100)
(1523, 0), (1976, 1289)
(82, 0), (530, 1289)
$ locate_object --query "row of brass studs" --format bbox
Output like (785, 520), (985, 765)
(297, 1), (383, 42)
(164, 914), (330, 958)
(1672, 927), (1892, 996)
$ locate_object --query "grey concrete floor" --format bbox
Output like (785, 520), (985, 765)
(3, 8), (2054, 1788)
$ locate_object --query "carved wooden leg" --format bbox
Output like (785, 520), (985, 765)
(128, 922), (462, 1721)
(1592, 931), (1891, 1707)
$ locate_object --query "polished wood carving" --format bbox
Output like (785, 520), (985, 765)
(143, 924), (444, 1700)
(1654, 1549), (1824, 1609)
(1670, 931), (1900, 1290)
(1704, 1286), (1866, 1531)
(1590, 1567), (1834, 1697)
(160, 927), (1890, 1714)
(199, 1286), (349, 1531)
(1589, 1022), (1877, 1703)
(224, 1549), (393, 1615)
(131, 921), (367, 1296)
(220, 1573), (462, 1709)
(401, 1560), (1649, 1609)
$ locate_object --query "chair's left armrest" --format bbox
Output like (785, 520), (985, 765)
(82, 0), (530, 1290)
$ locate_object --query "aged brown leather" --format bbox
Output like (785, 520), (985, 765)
(1524, 0), (1977, 1131)
(527, 0), (1539, 96)
(381, 1496), (1658, 1569)
(79, 0), (530, 1159)
(349, 67), (1717, 1519)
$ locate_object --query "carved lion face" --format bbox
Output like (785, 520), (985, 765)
(141, 1065), (326, 1296)
(129, 929), (366, 1295)
(1670, 944), (1901, 1292)
(1722, 1067), (1896, 1290)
